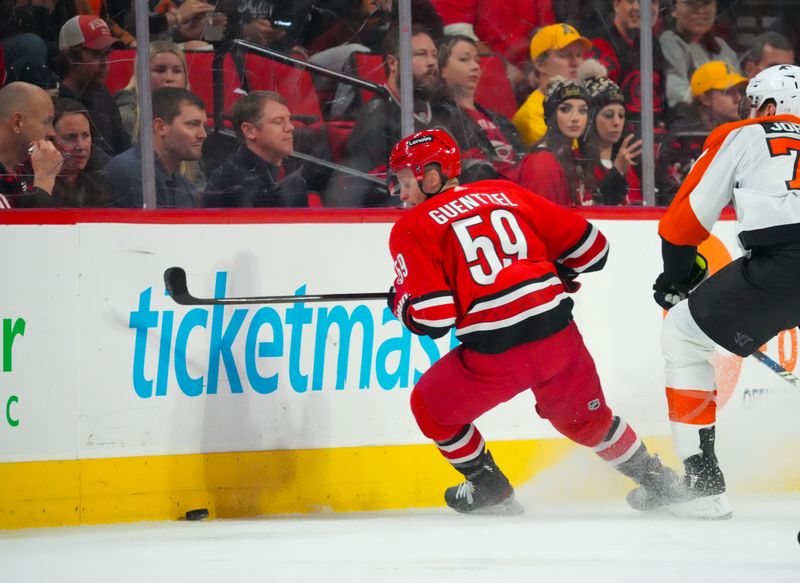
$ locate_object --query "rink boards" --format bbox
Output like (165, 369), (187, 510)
(1, 208), (798, 528)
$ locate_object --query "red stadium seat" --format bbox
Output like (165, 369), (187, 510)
(307, 192), (323, 207)
(184, 51), (243, 121)
(475, 54), (518, 120)
(325, 121), (355, 163)
(351, 52), (387, 108)
(243, 53), (322, 121)
(106, 49), (136, 95)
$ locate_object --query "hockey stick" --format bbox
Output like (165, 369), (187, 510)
(751, 349), (800, 388)
(164, 267), (390, 306)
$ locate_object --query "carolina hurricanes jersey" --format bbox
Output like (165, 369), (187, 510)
(388, 179), (609, 354)
(660, 114), (800, 250)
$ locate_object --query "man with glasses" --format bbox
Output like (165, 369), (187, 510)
(204, 91), (308, 208)
(56, 16), (130, 160)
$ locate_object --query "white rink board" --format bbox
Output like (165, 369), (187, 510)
(1, 218), (798, 463)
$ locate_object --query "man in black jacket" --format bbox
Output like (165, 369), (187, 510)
(204, 91), (307, 208)
(55, 15), (129, 160)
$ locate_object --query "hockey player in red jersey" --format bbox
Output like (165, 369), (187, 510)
(386, 128), (682, 514)
(630, 64), (800, 520)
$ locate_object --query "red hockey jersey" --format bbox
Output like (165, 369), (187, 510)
(388, 179), (609, 354)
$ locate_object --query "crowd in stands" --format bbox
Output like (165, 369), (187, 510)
(0, 0), (798, 210)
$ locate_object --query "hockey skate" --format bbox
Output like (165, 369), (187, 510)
(664, 453), (732, 520)
(627, 453), (732, 520)
(624, 452), (687, 512)
(444, 451), (524, 515)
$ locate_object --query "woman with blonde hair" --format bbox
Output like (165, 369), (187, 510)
(115, 40), (190, 139)
(115, 41), (205, 188)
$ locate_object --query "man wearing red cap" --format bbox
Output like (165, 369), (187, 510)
(56, 15), (130, 160)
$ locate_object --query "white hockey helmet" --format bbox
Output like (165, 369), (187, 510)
(745, 64), (800, 116)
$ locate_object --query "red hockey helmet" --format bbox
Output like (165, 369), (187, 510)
(388, 129), (462, 194)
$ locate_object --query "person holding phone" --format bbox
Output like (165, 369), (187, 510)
(581, 61), (643, 205)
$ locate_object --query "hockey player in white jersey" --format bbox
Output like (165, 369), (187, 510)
(629, 64), (800, 519)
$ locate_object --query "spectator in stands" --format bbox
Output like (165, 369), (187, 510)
(102, 87), (206, 208)
(54, 16), (131, 160)
(204, 91), (307, 208)
(309, 0), (443, 55)
(0, 82), (62, 208)
(116, 41), (189, 139)
(512, 23), (591, 147)
(524, 77), (592, 206)
(741, 32), (795, 79)
(768, 8), (800, 65)
(656, 60), (746, 205)
(6, 61), (61, 97)
(51, 97), (110, 207)
(113, 41), (205, 189)
(308, 0), (443, 119)
(581, 63), (643, 205)
(659, 0), (740, 109)
(436, 35), (545, 186)
(591, 0), (667, 131)
(432, 0), (555, 69)
(346, 23), (445, 175)
(216, 0), (315, 54)
(138, 0), (220, 42)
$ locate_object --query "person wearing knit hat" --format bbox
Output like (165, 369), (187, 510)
(512, 23), (592, 147)
(515, 76), (592, 206)
(581, 60), (643, 205)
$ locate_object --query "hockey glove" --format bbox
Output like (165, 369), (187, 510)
(555, 262), (581, 293)
(653, 253), (708, 310)
(387, 285), (397, 313)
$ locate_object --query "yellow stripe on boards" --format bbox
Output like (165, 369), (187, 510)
(1, 437), (797, 530)
(1, 439), (570, 529)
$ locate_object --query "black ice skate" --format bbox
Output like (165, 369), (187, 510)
(664, 453), (732, 520)
(624, 450), (687, 512)
(444, 451), (524, 515)
(627, 428), (732, 520)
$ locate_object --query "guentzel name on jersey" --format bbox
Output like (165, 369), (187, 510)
(428, 191), (518, 225)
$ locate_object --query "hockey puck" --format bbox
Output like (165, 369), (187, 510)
(185, 508), (209, 521)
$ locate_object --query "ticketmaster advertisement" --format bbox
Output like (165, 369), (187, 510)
(1, 215), (798, 523)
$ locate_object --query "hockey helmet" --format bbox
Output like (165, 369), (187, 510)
(745, 64), (800, 117)
(388, 128), (461, 196)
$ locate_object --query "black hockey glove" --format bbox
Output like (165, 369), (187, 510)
(555, 262), (581, 293)
(653, 253), (708, 310)
(387, 285), (397, 313)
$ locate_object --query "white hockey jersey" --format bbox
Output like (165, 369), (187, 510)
(660, 114), (800, 249)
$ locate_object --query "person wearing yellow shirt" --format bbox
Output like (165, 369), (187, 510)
(512, 23), (591, 147)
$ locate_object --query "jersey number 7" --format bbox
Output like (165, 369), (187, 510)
(452, 209), (528, 285)
(767, 136), (800, 189)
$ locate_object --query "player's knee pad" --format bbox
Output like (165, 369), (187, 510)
(662, 301), (716, 389)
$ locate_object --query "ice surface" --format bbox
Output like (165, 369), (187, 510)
(1, 496), (798, 583)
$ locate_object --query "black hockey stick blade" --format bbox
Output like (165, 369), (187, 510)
(164, 267), (390, 306)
